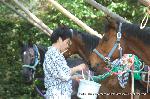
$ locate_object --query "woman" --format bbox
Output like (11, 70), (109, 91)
(43, 26), (86, 99)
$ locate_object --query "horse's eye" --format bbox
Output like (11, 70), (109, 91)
(30, 53), (34, 58)
(103, 36), (109, 41)
(31, 54), (34, 58)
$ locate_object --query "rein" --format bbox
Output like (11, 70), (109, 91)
(22, 44), (40, 70)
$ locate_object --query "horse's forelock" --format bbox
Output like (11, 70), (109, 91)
(104, 18), (120, 34)
(58, 24), (68, 29)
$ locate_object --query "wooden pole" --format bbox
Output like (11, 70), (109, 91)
(13, 0), (53, 36)
(48, 0), (102, 38)
(1, 1), (51, 36)
(86, 0), (130, 23)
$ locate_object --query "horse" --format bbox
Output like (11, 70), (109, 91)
(89, 18), (150, 99)
(20, 42), (47, 83)
(19, 41), (47, 97)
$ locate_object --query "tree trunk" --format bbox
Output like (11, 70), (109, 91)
(86, 0), (130, 23)
(48, 0), (102, 38)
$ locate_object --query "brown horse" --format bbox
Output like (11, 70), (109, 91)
(89, 18), (150, 99)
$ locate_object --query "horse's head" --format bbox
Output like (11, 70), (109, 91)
(90, 17), (150, 74)
(90, 18), (125, 74)
(20, 42), (39, 83)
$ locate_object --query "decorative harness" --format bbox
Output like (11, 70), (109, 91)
(91, 23), (150, 92)
(22, 44), (40, 70)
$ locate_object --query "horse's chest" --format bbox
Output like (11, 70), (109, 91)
(108, 78), (118, 86)
(101, 77), (119, 88)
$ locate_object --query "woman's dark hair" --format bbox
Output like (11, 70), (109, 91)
(50, 25), (72, 44)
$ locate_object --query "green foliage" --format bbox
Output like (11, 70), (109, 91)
(0, 0), (149, 98)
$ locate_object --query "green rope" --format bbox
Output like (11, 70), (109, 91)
(128, 54), (142, 80)
(133, 55), (142, 80)
(92, 72), (111, 83)
(92, 65), (119, 83)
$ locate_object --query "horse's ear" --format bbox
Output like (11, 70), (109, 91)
(28, 39), (33, 47)
(58, 23), (67, 29)
(105, 16), (117, 30)
(105, 16), (111, 23)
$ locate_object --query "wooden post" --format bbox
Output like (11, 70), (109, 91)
(48, 0), (102, 38)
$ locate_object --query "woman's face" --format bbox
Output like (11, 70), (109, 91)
(59, 38), (72, 53)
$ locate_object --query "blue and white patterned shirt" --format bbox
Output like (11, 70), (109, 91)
(43, 46), (72, 99)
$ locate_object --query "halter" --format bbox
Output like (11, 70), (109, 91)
(22, 44), (39, 70)
(93, 22), (123, 67)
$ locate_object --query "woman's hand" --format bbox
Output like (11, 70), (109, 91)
(71, 75), (83, 82)
(76, 63), (87, 71)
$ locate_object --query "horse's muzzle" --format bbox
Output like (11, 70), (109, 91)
(22, 67), (34, 84)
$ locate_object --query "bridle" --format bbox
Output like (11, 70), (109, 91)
(22, 44), (40, 70)
(93, 22), (123, 68)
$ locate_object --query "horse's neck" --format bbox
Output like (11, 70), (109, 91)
(78, 49), (90, 63)
(77, 40), (91, 63)
(75, 31), (100, 58)
(37, 46), (47, 65)
(125, 37), (150, 66)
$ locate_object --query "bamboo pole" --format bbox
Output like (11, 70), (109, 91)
(86, 0), (130, 23)
(1, 1), (51, 36)
(139, 0), (150, 7)
(48, 0), (102, 38)
(13, 0), (53, 36)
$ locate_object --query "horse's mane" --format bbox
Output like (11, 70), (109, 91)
(122, 22), (150, 45)
(37, 45), (47, 53)
(36, 45), (47, 64)
(104, 19), (150, 45)
(73, 29), (100, 52)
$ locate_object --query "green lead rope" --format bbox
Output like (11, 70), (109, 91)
(133, 55), (142, 80)
(92, 66), (119, 83)
(92, 72), (111, 83)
